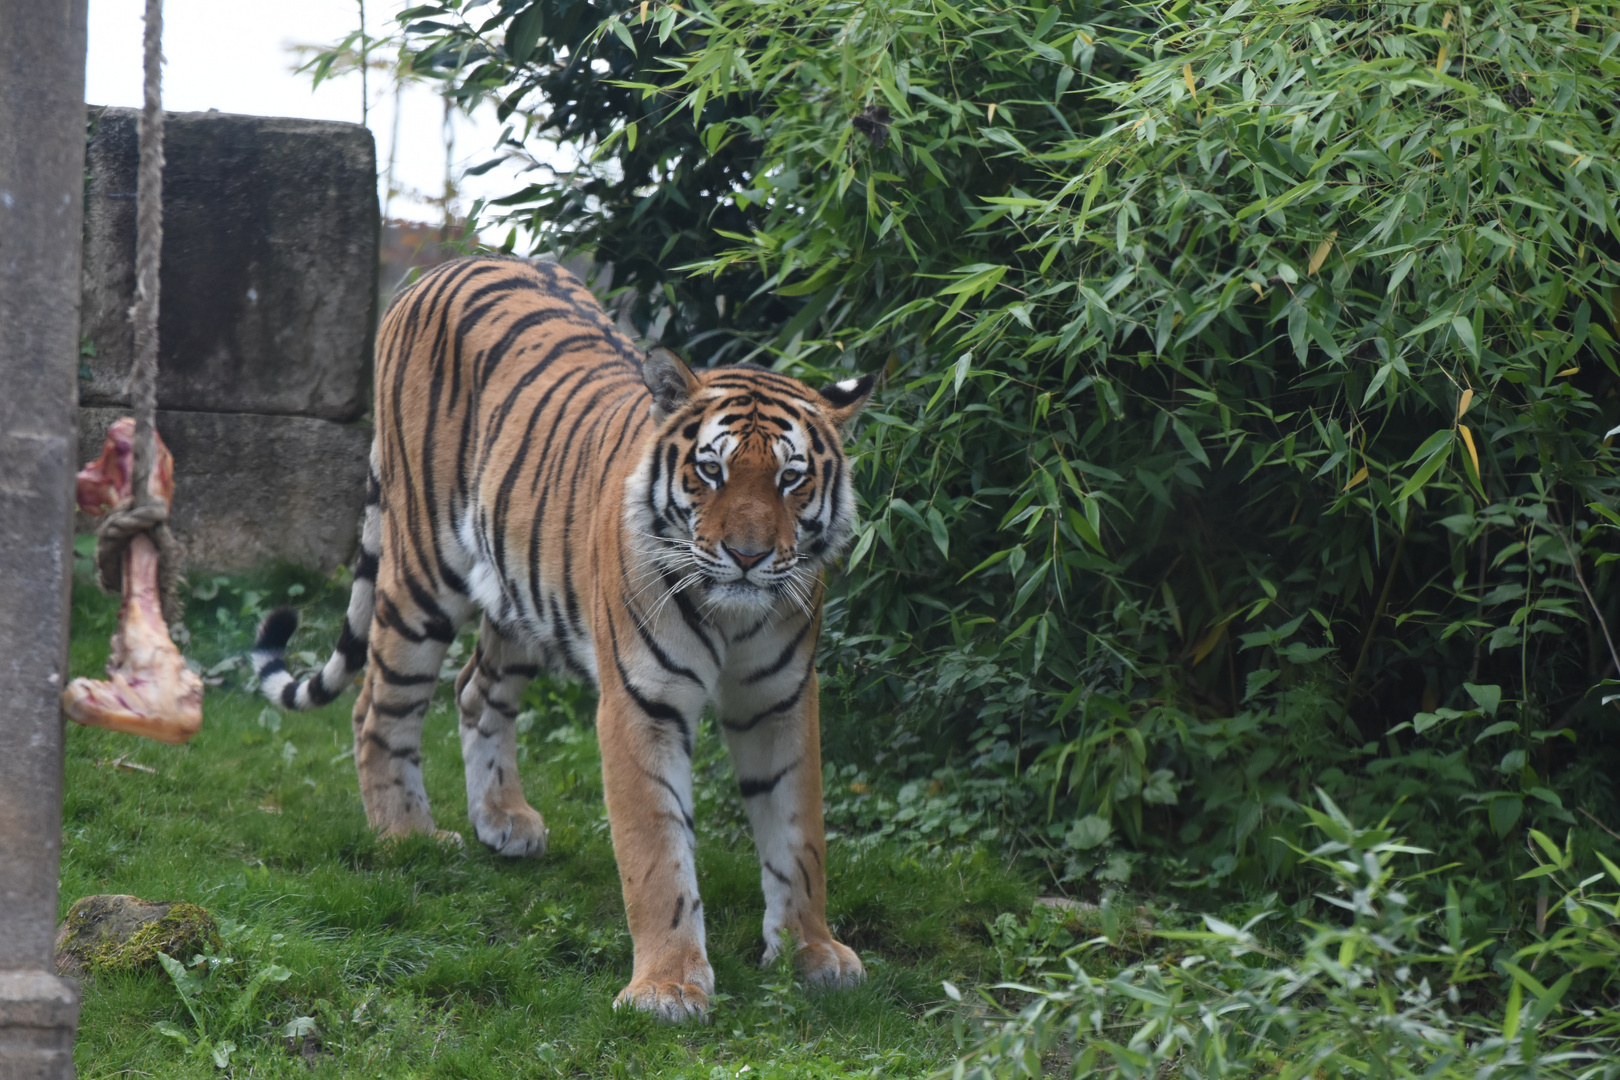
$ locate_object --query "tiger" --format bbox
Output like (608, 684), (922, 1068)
(251, 255), (873, 1021)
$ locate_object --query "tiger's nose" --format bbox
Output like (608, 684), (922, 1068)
(725, 544), (770, 570)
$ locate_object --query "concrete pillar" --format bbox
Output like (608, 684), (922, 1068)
(0, 0), (90, 1077)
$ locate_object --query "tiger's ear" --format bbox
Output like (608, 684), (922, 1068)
(642, 346), (700, 421)
(816, 372), (876, 431)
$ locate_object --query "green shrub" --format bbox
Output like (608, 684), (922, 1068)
(389, 0), (1620, 909)
(951, 793), (1620, 1080)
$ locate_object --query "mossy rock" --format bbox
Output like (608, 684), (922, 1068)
(55, 894), (221, 978)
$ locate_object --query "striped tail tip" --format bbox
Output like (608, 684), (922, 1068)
(256, 606), (300, 653)
(253, 606), (300, 706)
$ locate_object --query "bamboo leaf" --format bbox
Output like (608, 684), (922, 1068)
(1363, 363), (1394, 405)
(1308, 231), (1337, 275)
(1459, 424), (1482, 491)
(1452, 316), (1479, 359)
(1397, 443), (1452, 501)
(1387, 251), (1417, 294)
(1191, 620), (1229, 663)
(609, 16), (635, 50)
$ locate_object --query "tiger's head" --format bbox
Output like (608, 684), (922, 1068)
(627, 348), (875, 615)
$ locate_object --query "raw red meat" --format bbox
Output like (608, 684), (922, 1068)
(62, 418), (203, 744)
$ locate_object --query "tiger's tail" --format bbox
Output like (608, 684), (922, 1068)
(252, 443), (381, 711)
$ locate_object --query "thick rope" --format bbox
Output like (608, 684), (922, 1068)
(95, 505), (184, 626)
(128, 0), (162, 500)
(95, 0), (184, 625)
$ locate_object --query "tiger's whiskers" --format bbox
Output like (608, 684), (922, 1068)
(626, 549), (698, 612)
(650, 568), (709, 620)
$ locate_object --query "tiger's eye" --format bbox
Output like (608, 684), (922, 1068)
(699, 461), (722, 478)
(780, 469), (802, 487)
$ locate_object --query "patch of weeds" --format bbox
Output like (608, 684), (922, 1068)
(520, 899), (630, 972)
(182, 563), (350, 682)
(953, 793), (1620, 1080)
(149, 925), (297, 1069)
(823, 759), (1030, 857)
(986, 903), (1078, 983)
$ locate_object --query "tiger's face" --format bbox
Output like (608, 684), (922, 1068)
(631, 349), (874, 615)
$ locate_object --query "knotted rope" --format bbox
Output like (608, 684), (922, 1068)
(95, 0), (184, 625)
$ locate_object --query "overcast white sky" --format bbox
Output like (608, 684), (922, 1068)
(84, 0), (555, 229)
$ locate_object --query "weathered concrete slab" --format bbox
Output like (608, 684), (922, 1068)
(1, 1), (88, 1075)
(80, 409), (370, 573)
(79, 106), (378, 421)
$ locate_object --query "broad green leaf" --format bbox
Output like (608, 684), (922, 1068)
(1065, 814), (1111, 850)
(1463, 682), (1502, 716)
(1489, 795), (1524, 837)
(211, 1040), (238, 1069)
(154, 1021), (190, 1046)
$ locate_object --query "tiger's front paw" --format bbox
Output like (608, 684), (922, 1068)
(797, 938), (864, 989)
(472, 801), (548, 858)
(613, 978), (710, 1023)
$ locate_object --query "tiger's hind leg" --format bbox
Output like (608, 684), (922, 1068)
(454, 616), (548, 858)
(352, 582), (469, 840)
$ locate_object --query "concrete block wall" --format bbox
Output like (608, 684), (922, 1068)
(78, 106), (378, 573)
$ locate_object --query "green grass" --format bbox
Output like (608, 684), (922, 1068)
(62, 563), (1033, 1078)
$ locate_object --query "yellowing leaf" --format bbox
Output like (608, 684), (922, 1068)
(986, 102), (997, 123)
(1183, 63), (1198, 102)
(1435, 43), (1449, 71)
(1191, 622), (1227, 664)
(1343, 465), (1369, 492)
(1456, 387), (1474, 419)
(1308, 231), (1338, 275)
(640, 1), (649, 23)
(1557, 366), (1579, 377)
(1249, 281), (1265, 299)
(1442, 9), (1453, 28)
(1460, 423), (1481, 481)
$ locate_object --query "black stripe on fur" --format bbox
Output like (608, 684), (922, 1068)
(816, 372), (875, 409)
(256, 607), (300, 653)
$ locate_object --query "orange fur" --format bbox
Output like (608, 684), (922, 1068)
(258, 256), (874, 1019)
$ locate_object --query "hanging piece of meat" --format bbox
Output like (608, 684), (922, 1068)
(62, 418), (203, 744)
